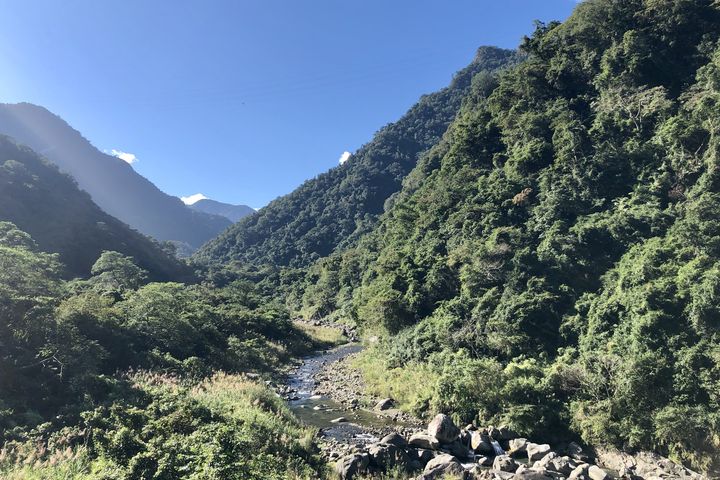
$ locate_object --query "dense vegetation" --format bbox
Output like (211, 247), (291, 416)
(0, 103), (232, 251)
(0, 136), (191, 280)
(195, 46), (518, 270)
(0, 222), (328, 478)
(288, 0), (720, 474)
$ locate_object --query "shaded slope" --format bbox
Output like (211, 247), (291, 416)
(0, 103), (231, 249)
(0, 135), (192, 280)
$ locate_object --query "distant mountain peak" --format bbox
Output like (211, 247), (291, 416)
(188, 198), (255, 223)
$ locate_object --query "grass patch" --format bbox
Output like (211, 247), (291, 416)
(352, 345), (437, 419)
(294, 321), (347, 347)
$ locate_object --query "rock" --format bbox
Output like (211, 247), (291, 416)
(380, 432), (407, 447)
(508, 438), (528, 456)
(595, 448), (701, 480)
(533, 451), (558, 470)
(444, 439), (473, 459)
(368, 443), (410, 472)
(493, 455), (519, 473)
(425, 454), (461, 472)
(417, 454), (465, 480)
(527, 443), (552, 462)
(513, 470), (558, 480)
(477, 455), (493, 467)
(428, 414), (460, 443)
(569, 464), (590, 480)
(471, 431), (494, 455)
(588, 465), (610, 480)
(331, 417), (348, 423)
(375, 398), (395, 411)
(553, 456), (579, 475)
(488, 426), (501, 440)
(409, 433), (441, 450)
(335, 453), (369, 480)
(407, 448), (435, 467)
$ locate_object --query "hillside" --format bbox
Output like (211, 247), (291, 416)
(0, 135), (192, 279)
(195, 46), (519, 269)
(0, 103), (231, 249)
(189, 198), (255, 223)
(296, 0), (720, 474)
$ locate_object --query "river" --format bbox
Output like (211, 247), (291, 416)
(285, 343), (412, 445)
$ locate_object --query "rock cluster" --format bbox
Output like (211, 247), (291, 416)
(335, 414), (616, 480)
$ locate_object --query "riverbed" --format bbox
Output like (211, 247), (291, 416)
(285, 343), (414, 445)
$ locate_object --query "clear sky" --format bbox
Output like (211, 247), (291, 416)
(0, 0), (576, 208)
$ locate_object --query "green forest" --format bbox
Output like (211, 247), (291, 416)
(2, 0), (720, 478)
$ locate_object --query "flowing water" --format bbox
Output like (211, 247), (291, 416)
(285, 343), (411, 444)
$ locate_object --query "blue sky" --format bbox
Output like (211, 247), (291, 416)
(0, 1), (576, 208)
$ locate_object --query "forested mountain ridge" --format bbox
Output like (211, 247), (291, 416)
(195, 46), (519, 269)
(0, 103), (232, 250)
(0, 135), (191, 280)
(294, 0), (720, 474)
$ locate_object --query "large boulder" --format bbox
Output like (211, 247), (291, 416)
(424, 454), (461, 472)
(368, 443), (410, 472)
(445, 439), (473, 459)
(471, 431), (494, 455)
(409, 433), (441, 450)
(508, 438), (529, 457)
(532, 451), (558, 470)
(428, 414), (460, 443)
(493, 454), (519, 472)
(380, 432), (407, 447)
(418, 454), (465, 480)
(335, 453), (369, 480)
(587, 465), (610, 480)
(527, 443), (552, 462)
(569, 464), (590, 480)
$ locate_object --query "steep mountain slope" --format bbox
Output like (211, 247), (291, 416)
(0, 103), (231, 249)
(305, 0), (720, 473)
(195, 47), (519, 268)
(0, 135), (192, 279)
(189, 198), (255, 223)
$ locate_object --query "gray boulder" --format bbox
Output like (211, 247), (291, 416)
(569, 464), (590, 480)
(409, 433), (441, 450)
(527, 443), (552, 462)
(418, 454), (465, 480)
(493, 454), (519, 472)
(471, 431), (494, 455)
(368, 443), (411, 472)
(508, 438), (529, 456)
(445, 439), (473, 459)
(428, 414), (460, 443)
(335, 453), (369, 480)
(588, 465), (610, 480)
(380, 432), (407, 447)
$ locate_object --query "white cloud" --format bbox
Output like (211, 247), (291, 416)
(338, 151), (351, 165)
(110, 149), (138, 164)
(181, 193), (208, 205)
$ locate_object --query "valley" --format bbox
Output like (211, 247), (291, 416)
(1, 0), (720, 479)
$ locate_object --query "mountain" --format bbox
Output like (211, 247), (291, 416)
(0, 103), (231, 250)
(188, 198), (255, 223)
(0, 134), (192, 280)
(296, 0), (720, 474)
(195, 46), (519, 269)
